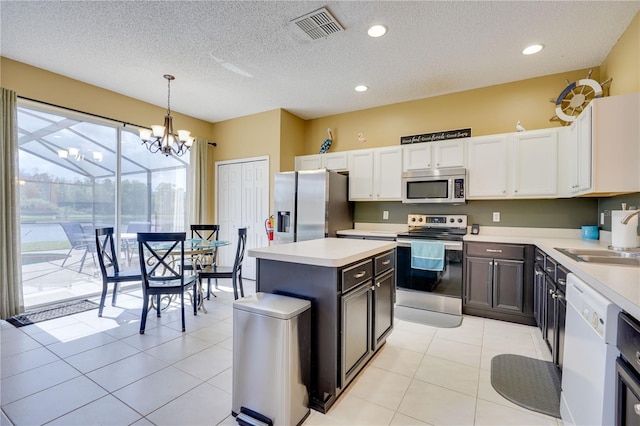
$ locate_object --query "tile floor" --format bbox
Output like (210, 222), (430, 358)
(1, 281), (563, 426)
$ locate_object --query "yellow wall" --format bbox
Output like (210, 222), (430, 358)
(279, 110), (306, 172)
(0, 57), (213, 138)
(600, 12), (640, 95)
(303, 68), (598, 153)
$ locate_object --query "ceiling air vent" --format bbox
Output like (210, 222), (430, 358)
(291, 7), (344, 40)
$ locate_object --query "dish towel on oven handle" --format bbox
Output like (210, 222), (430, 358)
(411, 240), (445, 271)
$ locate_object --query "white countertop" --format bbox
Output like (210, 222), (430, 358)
(248, 238), (396, 268)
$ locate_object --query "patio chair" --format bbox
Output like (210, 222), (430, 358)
(199, 227), (247, 300)
(60, 221), (96, 273)
(95, 227), (142, 317)
(122, 221), (152, 265)
(137, 232), (198, 334)
(186, 224), (220, 300)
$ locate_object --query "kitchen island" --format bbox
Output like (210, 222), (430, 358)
(248, 238), (397, 413)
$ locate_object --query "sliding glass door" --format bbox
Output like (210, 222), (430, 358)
(17, 101), (190, 308)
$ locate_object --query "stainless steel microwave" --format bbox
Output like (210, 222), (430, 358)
(401, 167), (466, 204)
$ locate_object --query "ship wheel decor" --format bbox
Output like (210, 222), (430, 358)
(549, 69), (612, 125)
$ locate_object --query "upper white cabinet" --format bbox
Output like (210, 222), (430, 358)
(295, 154), (323, 171)
(295, 152), (349, 172)
(511, 129), (559, 197)
(466, 134), (510, 198)
(402, 140), (464, 171)
(467, 129), (561, 199)
(560, 92), (639, 196)
(349, 147), (402, 201)
(564, 106), (592, 195)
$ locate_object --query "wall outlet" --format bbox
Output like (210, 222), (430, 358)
(493, 212), (500, 222)
(383, 210), (389, 220)
(600, 212), (605, 225)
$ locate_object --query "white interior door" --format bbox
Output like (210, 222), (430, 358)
(216, 157), (269, 281)
(217, 162), (242, 267)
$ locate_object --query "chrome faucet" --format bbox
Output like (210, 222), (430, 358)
(621, 209), (640, 224)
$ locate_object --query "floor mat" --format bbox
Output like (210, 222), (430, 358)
(394, 305), (462, 328)
(6, 299), (99, 327)
(491, 354), (561, 418)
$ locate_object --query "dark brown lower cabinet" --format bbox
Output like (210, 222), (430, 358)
(535, 247), (567, 372)
(463, 242), (535, 325)
(341, 282), (372, 386)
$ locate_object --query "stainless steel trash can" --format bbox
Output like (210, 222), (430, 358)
(232, 292), (311, 426)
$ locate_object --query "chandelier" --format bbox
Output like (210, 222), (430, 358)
(139, 74), (193, 156)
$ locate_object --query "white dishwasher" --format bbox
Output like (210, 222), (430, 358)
(560, 273), (621, 426)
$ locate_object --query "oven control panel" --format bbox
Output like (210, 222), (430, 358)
(407, 214), (467, 229)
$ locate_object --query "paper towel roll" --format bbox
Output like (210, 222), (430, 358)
(611, 210), (640, 249)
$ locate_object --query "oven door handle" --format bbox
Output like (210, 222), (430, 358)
(396, 238), (463, 251)
(396, 239), (412, 247)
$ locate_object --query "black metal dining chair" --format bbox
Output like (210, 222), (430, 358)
(199, 227), (247, 300)
(94, 227), (142, 317)
(187, 224), (220, 300)
(137, 232), (198, 334)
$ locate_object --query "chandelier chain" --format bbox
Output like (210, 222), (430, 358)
(166, 77), (171, 116)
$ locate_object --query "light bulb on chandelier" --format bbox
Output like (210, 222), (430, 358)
(139, 74), (194, 156)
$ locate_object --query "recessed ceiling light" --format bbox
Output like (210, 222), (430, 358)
(355, 85), (368, 92)
(522, 44), (544, 55)
(367, 25), (387, 38)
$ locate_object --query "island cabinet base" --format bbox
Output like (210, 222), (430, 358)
(255, 252), (395, 414)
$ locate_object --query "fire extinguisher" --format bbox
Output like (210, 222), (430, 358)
(265, 215), (274, 242)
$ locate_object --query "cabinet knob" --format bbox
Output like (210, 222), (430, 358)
(382, 260), (391, 265)
(436, 163), (440, 166)
(634, 403), (640, 416)
(486, 249), (503, 253)
(354, 271), (367, 279)
(502, 190), (506, 194)
(371, 285), (376, 291)
(376, 282), (381, 288)
(549, 289), (555, 295)
(557, 278), (566, 285)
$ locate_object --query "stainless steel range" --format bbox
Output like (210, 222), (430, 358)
(396, 214), (467, 315)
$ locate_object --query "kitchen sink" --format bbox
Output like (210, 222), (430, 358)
(555, 247), (640, 267)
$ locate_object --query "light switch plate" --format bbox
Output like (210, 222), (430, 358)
(383, 210), (389, 220)
(493, 212), (500, 222)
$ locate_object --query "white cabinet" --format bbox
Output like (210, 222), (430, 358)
(467, 129), (560, 199)
(564, 105), (592, 195)
(511, 129), (558, 197)
(467, 134), (510, 198)
(295, 154), (323, 171)
(348, 150), (374, 200)
(349, 147), (402, 201)
(402, 140), (464, 171)
(295, 152), (348, 172)
(561, 92), (639, 196)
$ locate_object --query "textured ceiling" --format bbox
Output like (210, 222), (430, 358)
(1, 1), (638, 123)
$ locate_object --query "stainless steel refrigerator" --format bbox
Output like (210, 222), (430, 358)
(274, 169), (352, 244)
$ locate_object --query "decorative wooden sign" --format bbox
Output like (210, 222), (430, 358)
(400, 128), (472, 145)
